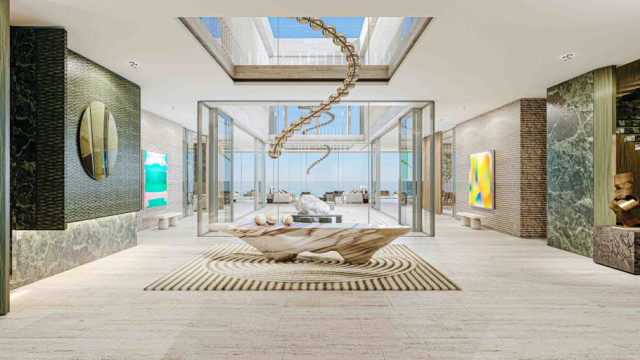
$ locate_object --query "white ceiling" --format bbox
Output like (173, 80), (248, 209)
(10, 0), (640, 132)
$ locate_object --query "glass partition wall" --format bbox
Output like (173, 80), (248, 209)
(197, 101), (434, 236)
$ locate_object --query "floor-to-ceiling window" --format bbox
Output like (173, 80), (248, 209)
(379, 124), (400, 220)
(216, 111), (233, 223)
(233, 123), (256, 220)
(198, 101), (434, 235)
(400, 113), (414, 226)
(254, 138), (266, 211)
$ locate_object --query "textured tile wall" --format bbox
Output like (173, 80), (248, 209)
(137, 111), (185, 231)
(8, 28), (142, 289)
(455, 101), (522, 237)
(65, 50), (141, 223)
(547, 72), (595, 257)
(455, 99), (547, 238)
(11, 213), (136, 289)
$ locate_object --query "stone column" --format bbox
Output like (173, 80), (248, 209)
(0, 0), (10, 315)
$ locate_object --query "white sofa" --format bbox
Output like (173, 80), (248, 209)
(343, 192), (364, 204)
(273, 192), (293, 204)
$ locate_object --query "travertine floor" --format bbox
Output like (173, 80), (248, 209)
(1, 215), (640, 359)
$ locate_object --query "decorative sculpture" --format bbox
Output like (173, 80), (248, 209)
(209, 222), (411, 264)
(609, 172), (640, 227)
(306, 145), (331, 174)
(254, 214), (267, 226)
(79, 101), (118, 180)
(281, 215), (294, 226)
(266, 214), (278, 225)
(294, 194), (330, 215)
(268, 17), (360, 158)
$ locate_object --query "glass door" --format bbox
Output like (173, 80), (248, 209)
(379, 124), (400, 220)
(215, 111), (233, 223)
(400, 113), (413, 226)
(255, 138), (266, 211)
(370, 138), (380, 211)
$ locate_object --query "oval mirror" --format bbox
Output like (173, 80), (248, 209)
(79, 101), (118, 180)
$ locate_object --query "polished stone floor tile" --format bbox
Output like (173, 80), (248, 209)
(1, 214), (640, 359)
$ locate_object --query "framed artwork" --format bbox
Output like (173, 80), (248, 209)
(469, 150), (494, 209)
(143, 150), (168, 209)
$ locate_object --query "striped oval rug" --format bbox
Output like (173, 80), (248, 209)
(145, 244), (459, 291)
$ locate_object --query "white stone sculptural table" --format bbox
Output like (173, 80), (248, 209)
(209, 222), (411, 264)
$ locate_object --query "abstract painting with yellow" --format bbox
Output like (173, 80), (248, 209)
(469, 150), (494, 209)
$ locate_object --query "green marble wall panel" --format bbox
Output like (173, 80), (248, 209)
(10, 212), (136, 289)
(547, 72), (595, 257)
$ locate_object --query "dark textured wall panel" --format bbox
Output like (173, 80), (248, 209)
(10, 27), (66, 230)
(137, 110), (184, 231)
(547, 72), (594, 257)
(519, 99), (547, 238)
(35, 29), (66, 229)
(9, 28), (37, 230)
(65, 50), (141, 222)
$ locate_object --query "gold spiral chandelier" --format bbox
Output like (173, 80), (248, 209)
(268, 17), (360, 159)
(299, 106), (336, 135)
(306, 144), (331, 174)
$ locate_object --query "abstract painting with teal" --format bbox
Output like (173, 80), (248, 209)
(144, 151), (168, 209)
(469, 150), (494, 209)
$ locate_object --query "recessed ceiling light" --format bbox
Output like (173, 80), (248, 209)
(560, 53), (574, 62)
(128, 61), (139, 69)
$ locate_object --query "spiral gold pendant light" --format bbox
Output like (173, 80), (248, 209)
(268, 17), (360, 159)
(306, 145), (331, 174)
(299, 106), (336, 135)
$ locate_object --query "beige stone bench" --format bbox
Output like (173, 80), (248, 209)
(457, 212), (485, 230)
(157, 212), (181, 230)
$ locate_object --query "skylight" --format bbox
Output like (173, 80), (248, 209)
(267, 17), (365, 38)
(180, 16), (432, 82)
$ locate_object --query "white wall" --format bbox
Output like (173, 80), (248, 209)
(137, 110), (185, 231)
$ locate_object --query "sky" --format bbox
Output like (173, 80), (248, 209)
(268, 17), (365, 38)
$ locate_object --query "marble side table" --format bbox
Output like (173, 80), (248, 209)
(593, 226), (640, 274)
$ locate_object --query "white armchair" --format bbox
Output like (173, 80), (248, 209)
(343, 192), (364, 204)
(273, 193), (293, 204)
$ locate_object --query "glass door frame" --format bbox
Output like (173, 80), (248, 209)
(369, 103), (433, 234)
(197, 100), (435, 237)
(197, 103), (267, 236)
